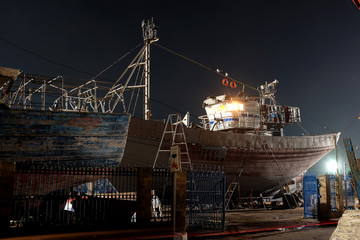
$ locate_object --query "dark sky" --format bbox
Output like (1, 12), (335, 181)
(1, 0), (360, 174)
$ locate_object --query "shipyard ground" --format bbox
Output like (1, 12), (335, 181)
(189, 208), (337, 240)
(2, 208), (339, 240)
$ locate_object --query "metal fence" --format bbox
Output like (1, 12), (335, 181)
(303, 174), (319, 219)
(343, 174), (356, 209)
(10, 163), (227, 233)
(303, 174), (357, 219)
(10, 163), (173, 232)
(186, 167), (226, 231)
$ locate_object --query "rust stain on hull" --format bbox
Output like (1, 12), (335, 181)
(122, 117), (338, 195)
(0, 105), (131, 167)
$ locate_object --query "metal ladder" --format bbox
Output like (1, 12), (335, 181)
(153, 113), (193, 171)
(225, 182), (239, 209)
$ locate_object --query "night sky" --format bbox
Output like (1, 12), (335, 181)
(1, 0), (360, 174)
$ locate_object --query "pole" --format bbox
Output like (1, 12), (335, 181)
(345, 162), (348, 209)
(141, 19), (158, 120)
(335, 136), (339, 175)
(144, 40), (150, 120)
(334, 136), (343, 212)
(173, 172), (177, 234)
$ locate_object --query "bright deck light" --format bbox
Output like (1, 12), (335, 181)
(239, 103), (244, 111)
(327, 160), (338, 173)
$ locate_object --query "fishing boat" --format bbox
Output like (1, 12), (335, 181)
(0, 67), (130, 167)
(118, 19), (340, 196)
(121, 92), (339, 196)
(0, 19), (339, 197)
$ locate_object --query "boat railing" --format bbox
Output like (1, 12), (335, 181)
(261, 105), (301, 125)
(198, 115), (210, 130)
(199, 112), (261, 131)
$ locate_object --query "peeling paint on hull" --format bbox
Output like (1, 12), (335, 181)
(0, 105), (131, 167)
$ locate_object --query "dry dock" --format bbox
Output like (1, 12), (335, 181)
(2, 208), (338, 240)
(189, 208), (337, 240)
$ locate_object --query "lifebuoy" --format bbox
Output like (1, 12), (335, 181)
(222, 79), (229, 86)
(230, 81), (237, 89)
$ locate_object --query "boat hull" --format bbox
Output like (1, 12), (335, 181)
(0, 104), (131, 167)
(121, 118), (339, 195)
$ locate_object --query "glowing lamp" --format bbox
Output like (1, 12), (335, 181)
(327, 160), (338, 173)
(226, 103), (233, 111)
(232, 102), (238, 111)
(239, 103), (244, 111)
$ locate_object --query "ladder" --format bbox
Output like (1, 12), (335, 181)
(153, 113), (193, 171)
(225, 182), (239, 209)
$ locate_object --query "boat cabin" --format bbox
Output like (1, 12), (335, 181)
(202, 95), (260, 132)
(200, 94), (301, 136)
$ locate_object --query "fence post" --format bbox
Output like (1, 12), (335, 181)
(318, 175), (331, 220)
(175, 169), (186, 233)
(222, 172), (226, 231)
(0, 161), (14, 230)
(137, 167), (152, 227)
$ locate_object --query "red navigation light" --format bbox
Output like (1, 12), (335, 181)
(353, 0), (360, 10)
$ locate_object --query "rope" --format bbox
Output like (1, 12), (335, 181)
(91, 42), (143, 81)
(260, 136), (302, 213)
(127, 63), (143, 114)
(296, 123), (311, 136)
(301, 113), (337, 133)
(153, 43), (259, 93)
(226, 134), (258, 209)
(341, 116), (358, 134)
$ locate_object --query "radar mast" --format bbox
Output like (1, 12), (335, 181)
(142, 18), (159, 120)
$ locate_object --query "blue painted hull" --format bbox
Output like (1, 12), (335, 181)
(0, 104), (131, 167)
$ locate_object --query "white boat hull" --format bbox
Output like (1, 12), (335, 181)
(121, 118), (339, 195)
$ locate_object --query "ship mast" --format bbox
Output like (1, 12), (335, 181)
(142, 19), (159, 120)
(1, 20), (160, 117)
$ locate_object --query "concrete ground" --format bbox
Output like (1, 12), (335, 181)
(330, 209), (360, 240)
(213, 227), (336, 240)
(2, 208), (337, 240)
(189, 207), (337, 239)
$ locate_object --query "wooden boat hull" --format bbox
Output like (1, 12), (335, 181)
(0, 104), (131, 167)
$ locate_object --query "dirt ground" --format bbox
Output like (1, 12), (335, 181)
(193, 207), (336, 239)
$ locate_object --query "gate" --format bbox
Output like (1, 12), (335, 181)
(11, 163), (138, 231)
(303, 174), (319, 219)
(186, 168), (226, 231)
(9, 163), (173, 233)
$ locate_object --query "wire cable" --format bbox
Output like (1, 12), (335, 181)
(153, 43), (259, 92)
(0, 35), (142, 80)
(90, 42), (143, 81)
(301, 113), (337, 133)
(341, 116), (358, 134)
(0, 35), (97, 77)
